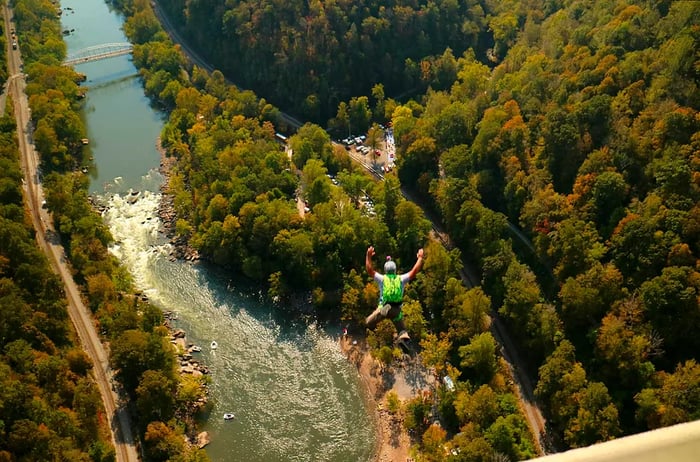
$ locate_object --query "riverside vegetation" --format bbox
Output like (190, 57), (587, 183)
(3, 0), (209, 460)
(3, 0), (699, 461)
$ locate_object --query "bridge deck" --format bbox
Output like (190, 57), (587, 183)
(64, 42), (133, 66)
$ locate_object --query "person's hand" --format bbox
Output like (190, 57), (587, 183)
(417, 248), (424, 259)
(367, 246), (375, 258)
(380, 304), (391, 316)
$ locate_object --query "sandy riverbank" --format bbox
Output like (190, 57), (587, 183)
(340, 334), (435, 462)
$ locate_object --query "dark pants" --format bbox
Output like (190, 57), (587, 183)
(365, 302), (406, 334)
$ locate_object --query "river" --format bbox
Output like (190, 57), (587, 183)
(60, 1), (375, 460)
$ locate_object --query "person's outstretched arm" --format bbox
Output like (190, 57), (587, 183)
(407, 248), (424, 280)
(366, 246), (376, 278)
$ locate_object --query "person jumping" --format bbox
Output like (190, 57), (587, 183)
(365, 246), (424, 351)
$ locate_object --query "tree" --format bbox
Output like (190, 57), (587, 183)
(447, 286), (491, 347)
(109, 330), (173, 394)
(143, 421), (185, 462)
(547, 218), (606, 281)
(635, 360), (700, 430)
(564, 382), (621, 448)
(541, 109), (584, 193)
(404, 394), (432, 435)
(86, 273), (116, 311)
(368, 319), (397, 350)
(485, 416), (517, 460)
(640, 266), (700, 362)
(136, 370), (177, 422)
(422, 424), (448, 462)
(401, 136), (439, 194)
(371, 84), (386, 122)
(366, 123), (383, 154)
(594, 301), (655, 390)
(454, 385), (500, 430)
(124, 9), (162, 44)
(431, 101), (477, 151)
(559, 262), (625, 333)
(272, 229), (314, 289)
(332, 101), (350, 138)
(420, 332), (452, 377)
(536, 340), (577, 405)
(459, 332), (498, 384)
(348, 96), (372, 134)
(401, 299), (426, 341)
(393, 201), (431, 261)
(379, 175), (403, 235)
(300, 159), (330, 206)
(290, 123), (332, 169)
(336, 170), (371, 206)
(72, 379), (102, 443)
(500, 261), (541, 334)
(449, 425), (495, 461)
(391, 105), (417, 145)
(591, 170), (628, 234)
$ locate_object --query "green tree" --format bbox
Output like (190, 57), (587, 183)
(640, 266), (700, 362)
(547, 218), (606, 281)
(271, 229), (314, 288)
(393, 201), (430, 262)
(459, 332), (498, 384)
(564, 382), (621, 448)
(143, 421), (185, 462)
(454, 385), (500, 430)
(136, 370), (177, 422)
(302, 159), (332, 206)
(420, 332), (452, 377)
(348, 96), (372, 134)
(635, 360), (700, 430)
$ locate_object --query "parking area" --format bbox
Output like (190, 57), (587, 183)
(339, 124), (396, 174)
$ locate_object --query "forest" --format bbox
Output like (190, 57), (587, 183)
(4, 0), (210, 460)
(132, 0), (699, 459)
(3, 0), (698, 461)
(158, 0), (498, 122)
(0, 16), (115, 462)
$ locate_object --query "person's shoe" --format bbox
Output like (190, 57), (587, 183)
(396, 330), (413, 355)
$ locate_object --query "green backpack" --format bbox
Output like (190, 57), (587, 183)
(383, 274), (403, 303)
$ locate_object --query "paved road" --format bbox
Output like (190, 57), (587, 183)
(3, 6), (139, 462)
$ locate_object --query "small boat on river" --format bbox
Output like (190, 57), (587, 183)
(210, 340), (218, 350)
(190, 345), (202, 352)
(223, 413), (235, 421)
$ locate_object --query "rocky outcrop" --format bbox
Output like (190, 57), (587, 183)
(196, 431), (210, 448)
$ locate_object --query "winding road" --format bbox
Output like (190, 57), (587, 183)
(3, 5), (138, 462)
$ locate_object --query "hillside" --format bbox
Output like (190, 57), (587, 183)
(118, 0), (699, 459)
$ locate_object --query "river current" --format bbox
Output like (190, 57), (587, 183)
(60, 1), (374, 460)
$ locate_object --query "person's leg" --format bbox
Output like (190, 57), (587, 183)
(389, 304), (411, 352)
(366, 303), (391, 328)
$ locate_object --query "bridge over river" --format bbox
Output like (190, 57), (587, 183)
(64, 42), (133, 66)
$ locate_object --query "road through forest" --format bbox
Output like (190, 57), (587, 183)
(3, 5), (139, 462)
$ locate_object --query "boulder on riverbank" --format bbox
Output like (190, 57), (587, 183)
(196, 431), (210, 448)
